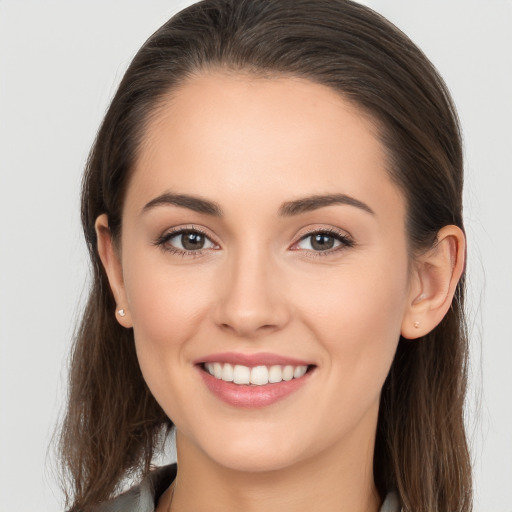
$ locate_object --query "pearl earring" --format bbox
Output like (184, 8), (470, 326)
(413, 321), (420, 329)
(117, 309), (126, 317)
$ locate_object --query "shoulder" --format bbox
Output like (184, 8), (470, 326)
(380, 491), (401, 512)
(92, 464), (177, 512)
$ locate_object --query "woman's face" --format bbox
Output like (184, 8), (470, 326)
(111, 73), (416, 472)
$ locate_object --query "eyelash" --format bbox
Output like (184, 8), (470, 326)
(293, 228), (355, 258)
(153, 225), (354, 258)
(153, 225), (214, 258)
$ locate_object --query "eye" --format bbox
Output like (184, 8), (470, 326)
(293, 229), (354, 254)
(155, 227), (218, 255)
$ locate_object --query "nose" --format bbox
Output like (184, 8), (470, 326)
(212, 246), (291, 339)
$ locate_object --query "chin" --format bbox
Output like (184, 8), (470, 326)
(208, 444), (302, 473)
(187, 424), (307, 473)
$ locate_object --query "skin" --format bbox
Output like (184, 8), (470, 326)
(96, 73), (465, 512)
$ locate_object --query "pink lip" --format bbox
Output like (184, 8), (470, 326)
(198, 366), (314, 408)
(194, 351), (313, 367)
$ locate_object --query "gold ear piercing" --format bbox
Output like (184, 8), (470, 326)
(117, 309), (126, 317)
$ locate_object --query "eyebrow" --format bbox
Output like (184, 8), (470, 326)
(142, 192), (222, 216)
(279, 193), (374, 216)
(141, 192), (375, 217)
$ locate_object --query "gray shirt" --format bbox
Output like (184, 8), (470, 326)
(94, 464), (401, 512)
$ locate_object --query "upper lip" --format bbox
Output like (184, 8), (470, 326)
(194, 352), (314, 367)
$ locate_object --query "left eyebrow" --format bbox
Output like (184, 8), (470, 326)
(141, 192), (223, 216)
(278, 194), (375, 216)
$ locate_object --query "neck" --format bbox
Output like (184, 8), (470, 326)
(169, 430), (381, 512)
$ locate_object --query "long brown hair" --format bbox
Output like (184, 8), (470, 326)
(59, 1), (472, 510)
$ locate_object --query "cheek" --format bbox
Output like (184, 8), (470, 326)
(122, 257), (216, 424)
(294, 255), (409, 383)
(122, 253), (212, 364)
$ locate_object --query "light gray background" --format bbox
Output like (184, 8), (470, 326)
(0, 1), (510, 511)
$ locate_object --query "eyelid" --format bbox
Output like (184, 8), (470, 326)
(290, 226), (355, 256)
(153, 224), (220, 255)
(153, 224), (354, 258)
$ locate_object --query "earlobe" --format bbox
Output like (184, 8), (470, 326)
(401, 225), (465, 340)
(95, 214), (133, 328)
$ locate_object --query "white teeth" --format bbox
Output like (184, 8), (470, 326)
(250, 365), (269, 386)
(233, 365), (251, 384)
(282, 365), (294, 381)
(221, 363), (234, 382)
(204, 362), (309, 385)
(268, 365), (283, 383)
(213, 362), (223, 379)
(294, 365), (307, 378)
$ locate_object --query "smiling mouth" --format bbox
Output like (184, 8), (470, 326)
(200, 362), (315, 386)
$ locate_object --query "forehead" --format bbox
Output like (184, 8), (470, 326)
(127, 72), (404, 223)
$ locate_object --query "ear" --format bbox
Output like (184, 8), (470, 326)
(401, 225), (465, 340)
(95, 214), (133, 328)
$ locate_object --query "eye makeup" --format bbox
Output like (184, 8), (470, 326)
(153, 225), (218, 258)
(291, 227), (354, 258)
(153, 224), (355, 259)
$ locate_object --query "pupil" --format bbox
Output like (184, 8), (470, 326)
(182, 232), (204, 250)
(311, 234), (334, 251)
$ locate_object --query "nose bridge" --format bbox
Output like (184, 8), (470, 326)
(213, 238), (289, 337)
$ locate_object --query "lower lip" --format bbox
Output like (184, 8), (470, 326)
(198, 366), (314, 408)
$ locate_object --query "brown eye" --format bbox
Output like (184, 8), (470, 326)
(310, 234), (335, 250)
(181, 232), (206, 250)
(159, 228), (217, 253)
(295, 230), (354, 253)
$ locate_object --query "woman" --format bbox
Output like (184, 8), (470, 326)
(59, 0), (472, 511)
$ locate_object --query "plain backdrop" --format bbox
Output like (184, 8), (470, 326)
(0, 1), (511, 511)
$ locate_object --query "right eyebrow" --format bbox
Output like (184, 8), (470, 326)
(278, 193), (375, 216)
(141, 192), (223, 217)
